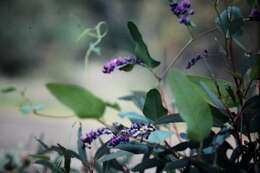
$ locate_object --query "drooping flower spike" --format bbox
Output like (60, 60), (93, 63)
(186, 49), (208, 69)
(102, 56), (144, 74)
(80, 122), (156, 147)
(169, 0), (194, 26)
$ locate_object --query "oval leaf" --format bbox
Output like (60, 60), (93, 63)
(127, 21), (160, 68)
(168, 69), (213, 141)
(143, 88), (168, 121)
(148, 130), (174, 144)
(46, 83), (105, 119)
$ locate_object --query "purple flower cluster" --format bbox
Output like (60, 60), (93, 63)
(107, 122), (156, 146)
(250, 8), (260, 18)
(103, 56), (143, 74)
(169, 0), (194, 25)
(186, 49), (208, 69)
(80, 122), (156, 147)
(80, 127), (112, 146)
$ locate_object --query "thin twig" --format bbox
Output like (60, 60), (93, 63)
(160, 27), (218, 79)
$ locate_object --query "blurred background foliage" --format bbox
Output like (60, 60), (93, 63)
(0, 0), (256, 151)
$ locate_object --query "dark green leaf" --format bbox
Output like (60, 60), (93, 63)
(168, 69), (213, 141)
(118, 112), (152, 123)
(210, 106), (229, 127)
(250, 56), (260, 80)
(127, 21), (160, 68)
(200, 82), (225, 110)
(132, 158), (161, 172)
(35, 160), (64, 173)
(46, 83), (105, 119)
(98, 151), (132, 162)
(119, 91), (146, 110)
(77, 125), (87, 162)
(0, 86), (16, 93)
(164, 159), (190, 171)
(94, 142), (110, 160)
(119, 64), (134, 72)
(188, 75), (237, 107)
(143, 88), (168, 121)
(154, 114), (183, 125)
(105, 102), (121, 111)
(239, 95), (260, 132)
(116, 142), (149, 154)
(216, 6), (244, 37)
(29, 154), (50, 161)
(148, 130), (173, 143)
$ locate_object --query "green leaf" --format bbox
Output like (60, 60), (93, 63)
(35, 160), (64, 173)
(164, 159), (189, 171)
(168, 69), (213, 141)
(119, 91), (146, 110)
(132, 158), (161, 172)
(119, 64), (135, 72)
(77, 125), (87, 162)
(94, 142), (110, 161)
(29, 154), (50, 161)
(200, 82), (225, 110)
(127, 21), (160, 68)
(148, 130), (173, 144)
(154, 114), (183, 125)
(250, 56), (260, 80)
(118, 112), (152, 123)
(98, 151), (132, 162)
(0, 86), (16, 93)
(143, 88), (168, 121)
(116, 142), (149, 154)
(216, 6), (244, 37)
(187, 75), (237, 107)
(46, 83), (105, 119)
(239, 96), (260, 133)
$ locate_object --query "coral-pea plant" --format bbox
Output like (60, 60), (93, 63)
(2, 0), (260, 173)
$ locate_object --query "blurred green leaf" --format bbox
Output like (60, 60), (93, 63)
(0, 86), (16, 93)
(154, 114), (183, 125)
(98, 151), (132, 162)
(127, 21), (160, 68)
(168, 69), (213, 141)
(200, 82), (225, 110)
(216, 6), (244, 38)
(94, 142), (110, 160)
(164, 159), (189, 171)
(250, 57), (260, 80)
(148, 130), (173, 144)
(46, 83), (105, 119)
(188, 75), (237, 107)
(119, 64), (135, 72)
(119, 91), (146, 110)
(77, 125), (87, 162)
(116, 142), (149, 154)
(35, 160), (64, 173)
(132, 158), (161, 172)
(239, 96), (260, 133)
(143, 88), (168, 121)
(29, 154), (50, 161)
(118, 112), (152, 123)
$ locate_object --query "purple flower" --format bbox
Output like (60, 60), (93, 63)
(107, 135), (129, 146)
(102, 56), (144, 74)
(80, 127), (112, 145)
(186, 49), (208, 69)
(169, 0), (194, 26)
(81, 122), (156, 148)
(250, 8), (260, 18)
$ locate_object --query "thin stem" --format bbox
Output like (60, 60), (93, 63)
(160, 27), (218, 79)
(33, 111), (74, 119)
